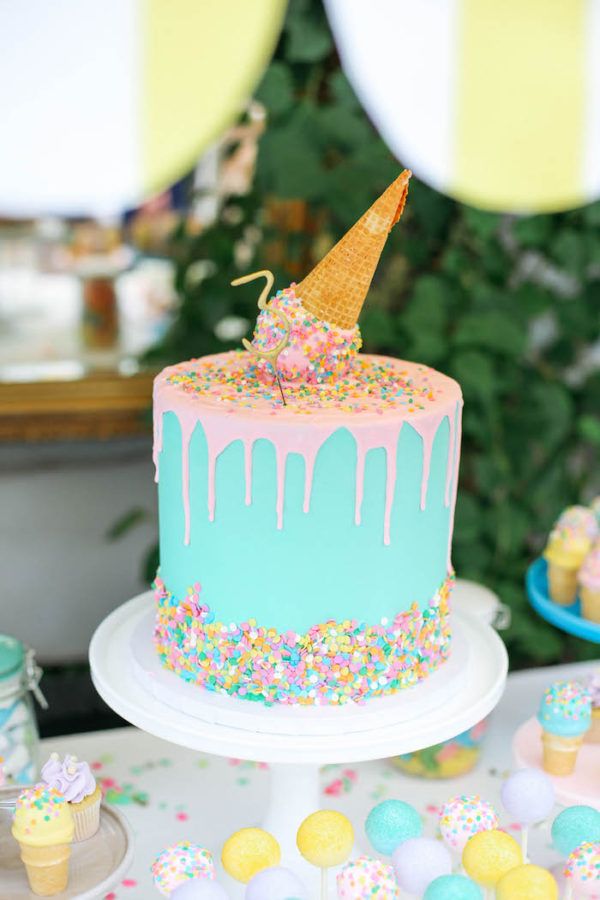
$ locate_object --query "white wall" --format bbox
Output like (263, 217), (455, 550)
(0, 439), (157, 662)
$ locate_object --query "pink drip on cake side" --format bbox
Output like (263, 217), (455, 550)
(153, 352), (462, 548)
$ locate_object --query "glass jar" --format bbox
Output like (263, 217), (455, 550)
(0, 634), (47, 786)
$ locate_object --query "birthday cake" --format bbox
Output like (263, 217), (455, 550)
(153, 171), (463, 705)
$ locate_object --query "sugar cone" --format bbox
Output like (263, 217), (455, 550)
(547, 561), (578, 606)
(297, 170), (411, 329)
(19, 842), (71, 896)
(541, 731), (583, 776)
(580, 586), (600, 624)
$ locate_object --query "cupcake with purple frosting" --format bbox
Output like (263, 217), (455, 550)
(41, 753), (101, 841)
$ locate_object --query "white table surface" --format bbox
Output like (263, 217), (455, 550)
(40, 661), (597, 900)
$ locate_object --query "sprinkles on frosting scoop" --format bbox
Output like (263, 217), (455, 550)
(439, 795), (499, 851)
(565, 840), (600, 881)
(151, 841), (215, 896)
(541, 681), (592, 723)
(251, 285), (362, 385)
(165, 349), (443, 416)
(337, 855), (400, 899)
(154, 573), (453, 706)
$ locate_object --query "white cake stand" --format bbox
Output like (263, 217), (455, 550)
(90, 588), (507, 895)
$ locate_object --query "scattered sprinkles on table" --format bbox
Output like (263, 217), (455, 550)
(151, 842), (215, 896)
(154, 573), (452, 706)
(439, 795), (499, 852)
(165, 349), (444, 416)
(337, 856), (400, 899)
(565, 841), (600, 884)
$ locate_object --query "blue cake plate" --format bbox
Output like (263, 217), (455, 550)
(527, 557), (600, 644)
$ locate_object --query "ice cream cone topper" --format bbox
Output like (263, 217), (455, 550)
(297, 169), (411, 329)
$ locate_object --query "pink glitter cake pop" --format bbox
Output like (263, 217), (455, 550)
(337, 856), (400, 899)
(440, 795), (499, 853)
(565, 841), (600, 897)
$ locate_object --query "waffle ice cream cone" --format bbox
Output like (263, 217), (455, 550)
(547, 561), (579, 606)
(296, 170), (410, 329)
(19, 842), (71, 896)
(541, 731), (583, 776)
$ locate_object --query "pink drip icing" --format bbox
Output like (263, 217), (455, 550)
(447, 403), (463, 569)
(152, 357), (463, 548)
(444, 410), (457, 507)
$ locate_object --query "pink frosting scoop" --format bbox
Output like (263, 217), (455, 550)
(41, 753), (96, 803)
(580, 544), (600, 592)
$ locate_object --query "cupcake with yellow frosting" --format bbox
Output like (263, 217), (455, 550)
(41, 752), (101, 841)
(544, 506), (598, 606)
(12, 784), (74, 896)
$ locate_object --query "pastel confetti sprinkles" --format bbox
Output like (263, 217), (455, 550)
(154, 573), (453, 706)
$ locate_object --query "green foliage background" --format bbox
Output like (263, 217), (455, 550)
(148, 0), (599, 668)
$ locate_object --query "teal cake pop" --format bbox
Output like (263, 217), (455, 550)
(424, 874), (483, 899)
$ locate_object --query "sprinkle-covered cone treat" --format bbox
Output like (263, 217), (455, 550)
(12, 784), (74, 896)
(41, 752), (101, 841)
(544, 506), (598, 606)
(538, 681), (591, 776)
(585, 670), (600, 744)
(579, 544), (600, 624)
(296, 170), (411, 329)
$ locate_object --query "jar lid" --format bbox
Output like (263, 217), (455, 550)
(0, 634), (24, 681)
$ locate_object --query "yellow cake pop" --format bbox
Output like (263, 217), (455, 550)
(221, 827), (280, 884)
(296, 809), (354, 868)
(496, 864), (558, 900)
(462, 829), (522, 888)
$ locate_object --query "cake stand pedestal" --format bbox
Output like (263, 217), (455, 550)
(90, 591), (507, 896)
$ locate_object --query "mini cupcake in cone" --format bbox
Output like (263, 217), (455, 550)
(585, 669), (600, 744)
(12, 784), (74, 896)
(538, 680), (591, 776)
(544, 506), (598, 606)
(41, 752), (101, 841)
(579, 543), (600, 625)
(247, 171), (411, 385)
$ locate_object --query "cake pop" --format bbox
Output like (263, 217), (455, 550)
(423, 874), (483, 899)
(151, 842), (215, 896)
(244, 866), (308, 900)
(500, 769), (555, 859)
(439, 795), (498, 854)
(221, 828), (280, 884)
(365, 799), (422, 855)
(297, 810), (353, 899)
(336, 856), (400, 899)
(564, 841), (600, 897)
(462, 830), (522, 889)
(552, 806), (600, 857)
(537, 680), (591, 776)
(495, 864), (558, 900)
(392, 837), (452, 896)
(171, 882), (230, 899)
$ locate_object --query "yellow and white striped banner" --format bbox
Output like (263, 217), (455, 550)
(326, 0), (600, 214)
(0, 0), (285, 217)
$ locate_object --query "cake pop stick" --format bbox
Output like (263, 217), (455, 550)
(296, 809), (354, 900)
(500, 770), (555, 861)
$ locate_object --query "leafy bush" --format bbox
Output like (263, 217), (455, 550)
(147, 0), (599, 668)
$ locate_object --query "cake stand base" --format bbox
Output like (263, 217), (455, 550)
(90, 592), (507, 896)
(513, 717), (600, 809)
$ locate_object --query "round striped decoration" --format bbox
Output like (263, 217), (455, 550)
(0, 0), (285, 217)
(325, 0), (600, 214)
